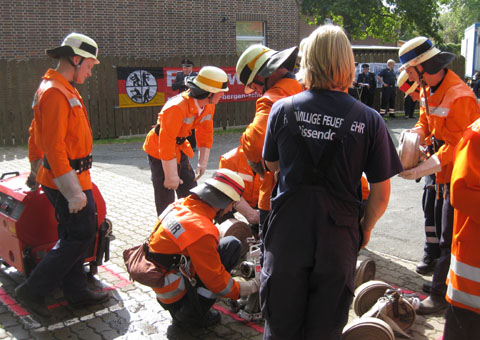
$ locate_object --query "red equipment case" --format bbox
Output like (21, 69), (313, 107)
(0, 172), (113, 277)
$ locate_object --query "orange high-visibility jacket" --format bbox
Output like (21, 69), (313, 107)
(219, 146), (262, 208)
(240, 77), (302, 210)
(415, 70), (480, 184)
(143, 92), (215, 162)
(446, 118), (480, 314)
(360, 175), (370, 201)
(28, 69), (93, 190)
(149, 196), (240, 305)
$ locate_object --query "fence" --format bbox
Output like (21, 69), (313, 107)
(0, 52), (466, 146)
(353, 50), (466, 113)
(0, 55), (257, 146)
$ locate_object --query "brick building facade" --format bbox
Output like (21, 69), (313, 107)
(0, 0), (300, 59)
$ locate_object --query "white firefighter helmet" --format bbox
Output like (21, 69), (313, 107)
(397, 70), (419, 96)
(186, 66), (229, 94)
(46, 32), (99, 64)
(399, 36), (455, 74)
(190, 169), (244, 209)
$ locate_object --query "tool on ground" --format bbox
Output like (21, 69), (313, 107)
(347, 280), (419, 339)
(225, 232), (262, 321)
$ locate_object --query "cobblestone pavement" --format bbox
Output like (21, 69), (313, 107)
(0, 124), (445, 340)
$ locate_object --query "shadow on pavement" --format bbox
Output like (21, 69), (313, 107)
(0, 265), (131, 339)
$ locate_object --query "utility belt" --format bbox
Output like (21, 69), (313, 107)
(43, 154), (92, 174)
(430, 136), (445, 153)
(145, 246), (183, 271)
(154, 124), (187, 145)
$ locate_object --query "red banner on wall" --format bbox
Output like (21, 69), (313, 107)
(117, 66), (259, 108)
(164, 67), (261, 103)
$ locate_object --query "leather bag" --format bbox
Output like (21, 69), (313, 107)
(123, 243), (166, 288)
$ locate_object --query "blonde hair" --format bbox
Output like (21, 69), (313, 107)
(302, 25), (355, 91)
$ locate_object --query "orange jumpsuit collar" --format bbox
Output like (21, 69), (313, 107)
(181, 195), (218, 220)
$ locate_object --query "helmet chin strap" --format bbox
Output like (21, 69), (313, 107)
(214, 205), (231, 220)
(415, 66), (430, 116)
(68, 56), (85, 84)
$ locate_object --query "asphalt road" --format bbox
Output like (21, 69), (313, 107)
(92, 117), (426, 263)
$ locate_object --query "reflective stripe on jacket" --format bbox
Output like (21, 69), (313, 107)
(219, 146), (262, 208)
(415, 70), (480, 184)
(143, 92), (215, 162)
(28, 68), (93, 190)
(240, 77), (302, 210)
(446, 118), (480, 314)
(149, 196), (240, 304)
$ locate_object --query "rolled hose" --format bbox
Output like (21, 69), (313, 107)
(342, 317), (394, 340)
(354, 280), (393, 317)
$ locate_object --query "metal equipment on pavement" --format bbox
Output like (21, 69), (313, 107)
(0, 172), (113, 278)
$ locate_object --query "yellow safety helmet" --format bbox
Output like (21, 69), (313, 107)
(46, 32), (99, 64)
(236, 44), (298, 94)
(186, 66), (229, 94)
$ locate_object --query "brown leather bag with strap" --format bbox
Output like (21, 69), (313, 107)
(123, 243), (167, 288)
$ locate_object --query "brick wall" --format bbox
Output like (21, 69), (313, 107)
(0, 0), (300, 60)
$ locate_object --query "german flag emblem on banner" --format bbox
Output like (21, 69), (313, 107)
(117, 67), (165, 108)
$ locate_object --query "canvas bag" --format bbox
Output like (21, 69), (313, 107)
(123, 243), (167, 288)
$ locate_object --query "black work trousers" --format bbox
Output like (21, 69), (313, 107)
(444, 304), (480, 340)
(261, 187), (360, 340)
(360, 90), (374, 108)
(24, 187), (97, 300)
(430, 184), (454, 298)
(422, 174), (440, 259)
(158, 236), (241, 318)
(380, 86), (396, 113)
(148, 152), (196, 217)
(404, 96), (417, 118)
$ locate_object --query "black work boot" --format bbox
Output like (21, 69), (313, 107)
(422, 282), (432, 294)
(416, 255), (437, 275)
(174, 307), (221, 328)
(417, 295), (448, 315)
(67, 290), (109, 308)
(15, 283), (51, 317)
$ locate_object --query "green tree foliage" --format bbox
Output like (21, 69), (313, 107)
(299, 0), (443, 43)
(439, 0), (480, 44)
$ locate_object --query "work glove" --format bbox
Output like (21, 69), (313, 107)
(235, 277), (260, 297)
(195, 147), (210, 180)
(162, 158), (183, 190)
(26, 159), (42, 191)
(234, 198), (260, 224)
(53, 170), (87, 213)
(247, 160), (265, 178)
(399, 154), (441, 180)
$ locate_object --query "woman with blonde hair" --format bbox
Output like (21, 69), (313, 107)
(260, 25), (403, 339)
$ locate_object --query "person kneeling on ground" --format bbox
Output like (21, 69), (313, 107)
(147, 169), (260, 328)
(217, 145), (262, 235)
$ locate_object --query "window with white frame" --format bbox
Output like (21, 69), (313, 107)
(236, 21), (266, 55)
